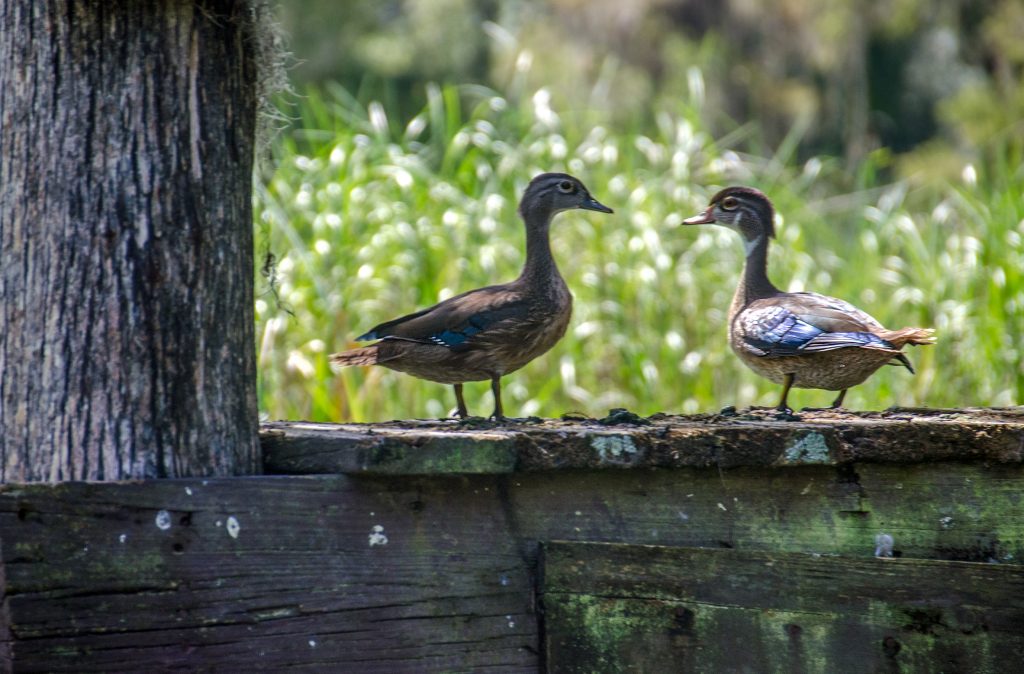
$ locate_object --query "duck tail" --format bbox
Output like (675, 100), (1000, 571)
(329, 345), (380, 370)
(878, 327), (936, 348)
(890, 352), (916, 374)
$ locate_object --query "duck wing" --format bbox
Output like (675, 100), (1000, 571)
(783, 292), (884, 332)
(356, 284), (528, 351)
(737, 294), (898, 358)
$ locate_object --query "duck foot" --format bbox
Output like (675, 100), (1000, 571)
(773, 409), (802, 422)
(734, 405), (802, 421)
(455, 415), (493, 427)
(489, 416), (532, 425)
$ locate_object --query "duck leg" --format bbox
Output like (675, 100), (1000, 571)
(776, 373), (795, 415)
(490, 376), (505, 421)
(453, 383), (469, 418)
(801, 388), (849, 412)
(830, 389), (848, 409)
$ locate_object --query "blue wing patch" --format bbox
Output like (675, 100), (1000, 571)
(744, 310), (824, 355)
(356, 328), (379, 341)
(425, 316), (487, 348)
(743, 307), (896, 356)
(359, 312), (500, 349)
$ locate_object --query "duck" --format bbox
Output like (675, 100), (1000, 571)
(330, 173), (613, 420)
(681, 186), (934, 414)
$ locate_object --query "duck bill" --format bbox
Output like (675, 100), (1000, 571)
(682, 208), (715, 225)
(581, 196), (614, 214)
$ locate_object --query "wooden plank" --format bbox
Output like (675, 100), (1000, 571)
(260, 408), (1024, 475)
(504, 464), (1024, 563)
(0, 477), (536, 672)
(260, 422), (519, 474)
(541, 541), (1024, 673)
(3, 461), (1024, 670)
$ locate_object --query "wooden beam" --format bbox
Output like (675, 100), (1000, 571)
(541, 540), (1024, 672)
(261, 408), (1024, 475)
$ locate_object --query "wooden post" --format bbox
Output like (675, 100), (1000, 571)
(0, 0), (261, 481)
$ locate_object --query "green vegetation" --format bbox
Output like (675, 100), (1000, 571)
(255, 82), (1021, 422)
(278, 0), (1024, 168)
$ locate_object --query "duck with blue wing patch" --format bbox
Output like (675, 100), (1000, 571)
(331, 173), (613, 420)
(680, 186), (934, 414)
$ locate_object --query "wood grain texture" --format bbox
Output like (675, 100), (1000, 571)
(541, 541), (1024, 673)
(2, 458), (1023, 670)
(0, 0), (260, 481)
(261, 408), (1024, 475)
(0, 477), (537, 672)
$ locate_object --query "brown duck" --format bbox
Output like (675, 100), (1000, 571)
(682, 186), (934, 414)
(330, 173), (613, 420)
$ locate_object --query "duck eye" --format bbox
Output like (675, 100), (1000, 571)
(558, 180), (575, 193)
(721, 197), (739, 210)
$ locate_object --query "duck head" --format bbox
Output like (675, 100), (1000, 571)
(519, 173), (613, 222)
(683, 186), (776, 253)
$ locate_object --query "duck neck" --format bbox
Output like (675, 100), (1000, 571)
(735, 233), (779, 307)
(517, 209), (563, 291)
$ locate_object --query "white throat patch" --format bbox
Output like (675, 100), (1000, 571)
(743, 234), (764, 257)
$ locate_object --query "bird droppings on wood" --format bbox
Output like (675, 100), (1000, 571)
(369, 524), (389, 546)
(875, 533), (895, 557)
(155, 509), (172, 530)
(226, 516), (241, 539)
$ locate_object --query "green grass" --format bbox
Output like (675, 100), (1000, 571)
(255, 82), (1023, 422)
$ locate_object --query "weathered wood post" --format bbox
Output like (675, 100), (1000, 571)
(0, 0), (262, 481)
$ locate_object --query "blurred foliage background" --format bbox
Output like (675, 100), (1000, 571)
(257, 0), (1023, 421)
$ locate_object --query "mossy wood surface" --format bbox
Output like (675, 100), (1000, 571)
(541, 541), (1024, 673)
(2, 409), (1023, 670)
(261, 408), (1023, 475)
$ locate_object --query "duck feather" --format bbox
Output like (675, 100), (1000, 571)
(358, 284), (529, 351)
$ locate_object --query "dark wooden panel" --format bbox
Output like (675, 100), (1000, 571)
(3, 460), (1024, 670)
(541, 541), (1024, 673)
(261, 408), (1024, 475)
(1, 477), (537, 672)
(507, 464), (1024, 563)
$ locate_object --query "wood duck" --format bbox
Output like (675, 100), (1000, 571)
(330, 173), (613, 420)
(682, 186), (935, 414)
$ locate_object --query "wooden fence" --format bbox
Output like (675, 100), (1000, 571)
(2, 407), (1022, 671)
